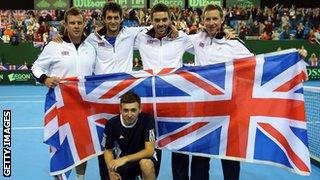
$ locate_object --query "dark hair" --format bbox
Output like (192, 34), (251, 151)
(151, 3), (170, 19)
(203, 4), (223, 19)
(102, 2), (123, 20)
(120, 91), (141, 105)
(63, 7), (83, 23)
(129, 9), (136, 19)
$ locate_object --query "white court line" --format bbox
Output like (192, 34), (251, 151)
(304, 86), (320, 92)
(0, 100), (45, 103)
(0, 126), (43, 130)
(0, 95), (45, 98)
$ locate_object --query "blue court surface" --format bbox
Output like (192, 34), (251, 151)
(0, 84), (320, 179)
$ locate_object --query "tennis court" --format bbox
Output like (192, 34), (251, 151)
(0, 83), (320, 179)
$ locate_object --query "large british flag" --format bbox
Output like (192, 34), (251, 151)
(44, 49), (310, 177)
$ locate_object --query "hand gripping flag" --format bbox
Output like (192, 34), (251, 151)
(44, 49), (310, 177)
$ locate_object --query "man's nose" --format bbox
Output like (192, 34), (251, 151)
(128, 111), (134, 117)
(158, 20), (165, 26)
(111, 18), (117, 23)
(208, 19), (215, 25)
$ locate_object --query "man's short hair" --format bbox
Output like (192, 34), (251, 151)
(102, 2), (123, 19)
(120, 91), (141, 105)
(203, 4), (223, 19)
(151, 3), (170, 19)
(64, 7), (83, 23)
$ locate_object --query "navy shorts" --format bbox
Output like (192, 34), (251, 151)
(116, 157), (159, 180)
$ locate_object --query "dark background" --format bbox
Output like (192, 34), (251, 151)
(0, 0), (34, 9)
(0, 0), (319, 10)
(260, 0), (319, 8)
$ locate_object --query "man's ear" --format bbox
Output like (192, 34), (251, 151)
(139, 104), (142, 113)
(62, 20), (67, 29)
(119, 104), (122, 113)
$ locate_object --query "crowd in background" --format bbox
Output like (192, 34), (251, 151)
(0, 5), (319, 67)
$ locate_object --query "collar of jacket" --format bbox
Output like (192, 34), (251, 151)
(203, 30), (226, 39)
(62, 33), (86, 44)
(96, 24), (124, 37)
(146, 26), (173, 39)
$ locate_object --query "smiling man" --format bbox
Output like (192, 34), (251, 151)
(184, 4), (254, 180)
(31, 7), (96, 180)
(32, 7), (96, 89)
(103, 92), (158, 180)
(86, 2), (145, 75)
(134, 3), (192, 73)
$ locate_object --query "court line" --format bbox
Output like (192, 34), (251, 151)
(0, 95), (45, 98)
(0, 126), (44, 130)
(0, 100), (45, 103)
(304, 86), (320, 91)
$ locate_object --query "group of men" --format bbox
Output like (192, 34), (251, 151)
(32, 2), (253, 180)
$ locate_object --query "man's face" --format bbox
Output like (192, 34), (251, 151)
(65, 15), (85, 40)
(151, 12), (170, 38)
(104, 10), (121, 34)
(120, 102), (141, 126)
(203, 9), (223, 37)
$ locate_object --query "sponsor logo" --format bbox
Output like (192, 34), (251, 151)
(307, 67), (320, 80)
(7, 73), (31, 82)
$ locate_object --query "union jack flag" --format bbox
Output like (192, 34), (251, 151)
(44, 49), (310, 177)
(17, 64), (28, 70)
(0, 61), (8, 70)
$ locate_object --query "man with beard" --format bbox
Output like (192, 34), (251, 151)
(134, 3), (194, 180)
(134, 3), (192, 73)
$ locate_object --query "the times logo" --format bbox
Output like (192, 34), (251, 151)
(3, 110), (11, 177)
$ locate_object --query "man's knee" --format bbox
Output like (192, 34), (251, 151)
(139, 159), (155, 174)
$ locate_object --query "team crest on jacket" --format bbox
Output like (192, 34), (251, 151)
(147, 39), (154, 45)
(98, 42), (105, 47)
(61, 51), (69, 56)
(199, 42), (205, 47)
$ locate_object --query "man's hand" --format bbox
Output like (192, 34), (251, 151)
(298, 48), (307, 59)
(108, 157), (128, 171)
(169, 24), (178, 38)
(44, 76), (60, 88)
(52, 34), (63, 43)
(109, 171), (121, 180)
(297, 48), (309, 81)
(224, 29), (235, 39)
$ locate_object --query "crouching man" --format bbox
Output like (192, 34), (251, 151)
(103, 91), (158, 180)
